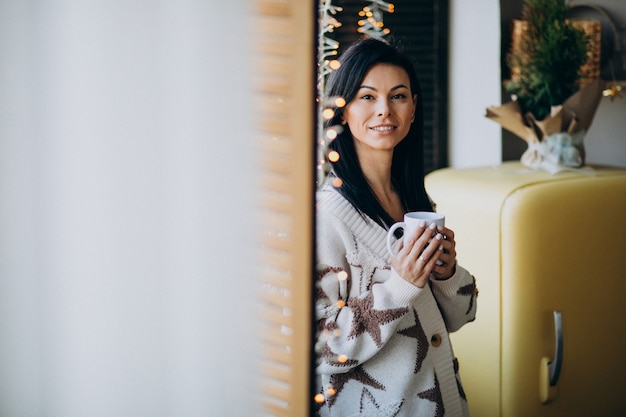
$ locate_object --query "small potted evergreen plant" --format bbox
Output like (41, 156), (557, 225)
(507, 0), (590, 121)
(486, 0), (604, 173)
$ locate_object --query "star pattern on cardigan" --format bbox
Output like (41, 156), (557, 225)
(457, 275), (478, 315)
(317, 265), (345, 280)
(453, 358), (467, 401)
(348, 259), (391, 295)
(316, 317), (332, 336)
(320, 343), (359, 368)
(316, 264), (346, 294)
(357, 387), (403, 417)
(397, 308), (429, 374)
(346, 234), (391, 294)
(347, 294), (408, 347)
(315, 264), (349, 316)
(327, 365), (386, 408)
(417, 373), (445, 417)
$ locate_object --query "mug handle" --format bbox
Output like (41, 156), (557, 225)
(386, 222), (405, 257)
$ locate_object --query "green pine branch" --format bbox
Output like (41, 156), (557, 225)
(506, 0), (590, 121)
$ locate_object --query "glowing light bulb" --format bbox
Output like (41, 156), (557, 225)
(328, 150), (340, 162)
(322, 108), (335, 119)
(314, 393), (325, 403)
(337, 271), (348, 281)
(334, 97), (346, 107)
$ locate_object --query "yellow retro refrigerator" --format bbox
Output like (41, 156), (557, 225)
(425, 162), (626, 417)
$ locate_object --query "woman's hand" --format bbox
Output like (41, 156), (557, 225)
(431, 225), (456, 280)
(390, 222), (457, 288)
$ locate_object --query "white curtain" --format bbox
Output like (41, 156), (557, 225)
(0, 1), (260, 416)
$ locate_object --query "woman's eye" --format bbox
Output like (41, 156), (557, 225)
(360, 94), (374, 100)
(392, 93), (407, 100)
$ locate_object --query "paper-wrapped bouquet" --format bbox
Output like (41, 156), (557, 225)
(487, 0), (603, 174)
(486, 78), (603, 173)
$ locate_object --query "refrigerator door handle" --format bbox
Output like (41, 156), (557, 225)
(540, 310), (563, 404)
(548, 310), (563, 386)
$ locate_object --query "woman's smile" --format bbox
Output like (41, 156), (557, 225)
(369, 124), (396, 133)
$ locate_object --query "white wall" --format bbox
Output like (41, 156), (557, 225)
(448, 0), (503, 168)
(0, 1), (260, 416)
(584, 90), (626, 167)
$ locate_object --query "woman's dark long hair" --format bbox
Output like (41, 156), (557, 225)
(323, 38), (433, 229)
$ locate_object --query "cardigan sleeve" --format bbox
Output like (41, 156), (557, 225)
(429, 264), (478, 333)
(315, 207), (423, 375)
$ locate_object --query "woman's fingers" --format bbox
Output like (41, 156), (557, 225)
(409, 223), (431, 258)
(401, 224), (441, 267)
(431, 226), (457, 279)
(419, 231), (444, 265)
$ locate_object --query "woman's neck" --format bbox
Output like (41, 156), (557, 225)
(359, 152), (405, 222)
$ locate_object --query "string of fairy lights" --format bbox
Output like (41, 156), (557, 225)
(317, 0), (395, 185)
(357, 0), (395, 38)
(313, 1), (395, 408)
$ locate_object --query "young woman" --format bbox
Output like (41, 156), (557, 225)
(315, 38), (478, 417)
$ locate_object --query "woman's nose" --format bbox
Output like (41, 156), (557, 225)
(376, 99), (391, 116)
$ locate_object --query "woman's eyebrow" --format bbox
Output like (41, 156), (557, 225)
(358, 84), (410, 91)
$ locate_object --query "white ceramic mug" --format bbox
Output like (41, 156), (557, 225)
(386, 211), (445, 257)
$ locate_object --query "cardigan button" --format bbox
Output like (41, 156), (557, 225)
(431, 334), (442, 347)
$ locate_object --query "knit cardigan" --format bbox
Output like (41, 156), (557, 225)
(315, 183), (478, 417)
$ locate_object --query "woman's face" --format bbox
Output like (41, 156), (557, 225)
(342, 63), (417, 156)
